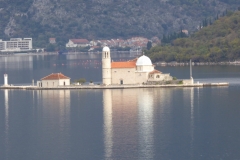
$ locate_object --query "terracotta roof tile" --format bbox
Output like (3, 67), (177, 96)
(41, 73), (70, 80)
(111, 62), (136, 68)
(128, 57), (138, 62)
(70, 39), (89, 44)
(149, 69), (162, 74)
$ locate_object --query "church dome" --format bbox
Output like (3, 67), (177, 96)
(136, 55), (152, 66)
(102, 46), (110, 52)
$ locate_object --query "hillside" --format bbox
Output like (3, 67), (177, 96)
(0, 0), (240, 47)
(146, 10), (240, 62)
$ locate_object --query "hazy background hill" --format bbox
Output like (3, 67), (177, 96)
(0, 0), (240, 47)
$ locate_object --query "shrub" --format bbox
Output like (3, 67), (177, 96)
(178, 80), (183, 84)
(74, 78), (86, 84)
(166, 81), (171, 84)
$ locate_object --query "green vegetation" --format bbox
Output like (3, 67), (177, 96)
(147, 41), (152, 50)
(1, 0), (240, 50)
(178, 81), (183, 84)
(146, 11), (240, 62)
(162, 30), (188, 44)
(74, 78), (86, 84)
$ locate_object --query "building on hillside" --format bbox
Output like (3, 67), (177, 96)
(151, 37), (161, 47)
(37, 73), (70, 87)
(182, 30), (189, 35)
(49, 38), (56, 44)
(0, 38), (33, 52)
(66, 39), (89, 48)
(102, 46), (173, 85)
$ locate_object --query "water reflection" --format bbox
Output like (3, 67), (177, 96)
(102, 88), (200, 159)
(138, 89), (154, 159)
(103, 89), (155, 159)
(38, 90), (71, 124)
(103, 89), (113, 159)
(4, 89), (9, 160)
(190, 87), (195, 159)
(0, 56), (33, 69)
(36, 90), (71, 157)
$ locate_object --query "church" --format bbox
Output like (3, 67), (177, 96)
(102, 46), (173, 85)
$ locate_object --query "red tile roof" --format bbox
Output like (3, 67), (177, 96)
(128, 57), (138, 62)
(111, 58), (138, 68)
(111, 61), (136, 68)
(70, 39), (89, 44)
(41, 73), (70, 80)
(149, 69), (162, 74)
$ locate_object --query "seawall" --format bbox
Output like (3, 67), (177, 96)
(0, 83), (229, 90)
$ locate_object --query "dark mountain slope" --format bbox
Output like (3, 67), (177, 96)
(0, 0), (240, 47)
(147, 11), (240, 62)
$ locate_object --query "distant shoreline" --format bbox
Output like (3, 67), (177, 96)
(1, 52), (240, 66)
(154, 61), (240, 66)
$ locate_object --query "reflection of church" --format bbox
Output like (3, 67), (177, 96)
(102, 46), (173, 85)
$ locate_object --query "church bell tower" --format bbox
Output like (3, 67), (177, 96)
(102, 46), (111, 85)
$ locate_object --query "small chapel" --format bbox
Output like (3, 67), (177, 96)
(102, 46), (173, 85)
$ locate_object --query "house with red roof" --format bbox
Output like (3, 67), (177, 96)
(49, 38), (56, 44)
(37, 73), (70, 87)
(66, 39), (89, 48)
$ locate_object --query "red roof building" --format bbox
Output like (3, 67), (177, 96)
(38, 73), (70, 87)
(41, 73), (70, 80)
(66, 39), (90, 48)
(49, 38), (56, 44)
(111, 62), (136, 68)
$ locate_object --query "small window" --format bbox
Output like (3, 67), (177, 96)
(128, 71), (130, 72)
(156, 75), (160, 78)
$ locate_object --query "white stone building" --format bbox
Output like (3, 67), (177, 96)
(66, 39), (89, 48)
(0, 38), (33, 52)
(102, 46), (173, 85)
(37, 73), (70, 87)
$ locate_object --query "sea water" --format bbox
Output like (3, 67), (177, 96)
(0, 53), (240, 160)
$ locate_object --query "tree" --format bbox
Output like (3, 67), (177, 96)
(74, 78), (86, 84)
(162, 34), (167, 43)
(147, 41), (152, 50)
(45, 44), (55, 52)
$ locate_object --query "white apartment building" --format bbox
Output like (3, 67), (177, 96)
(66, 39), (89, 48)
(0, 38), (33, 52)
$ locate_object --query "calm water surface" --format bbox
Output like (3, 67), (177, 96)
(0, 53), (240, 160)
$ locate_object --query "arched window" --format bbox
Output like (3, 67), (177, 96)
(156, 75), (160, 78)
